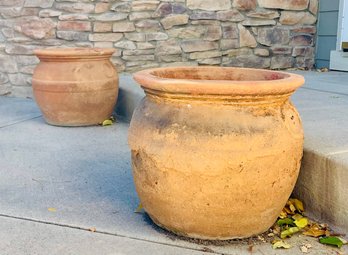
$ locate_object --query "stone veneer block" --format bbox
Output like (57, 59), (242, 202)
(181, 40), (218, 52)
(279, 11), (316, 25)
(161, 14), (189, 29)
(187, 0), (231, 11)
(258, 0), (309, 10)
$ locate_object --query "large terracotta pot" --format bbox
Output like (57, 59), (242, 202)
(128, 66), (305, 240)
(32, 48), (119, 126)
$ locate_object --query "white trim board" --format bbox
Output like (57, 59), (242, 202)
(330, 50), (348, 71)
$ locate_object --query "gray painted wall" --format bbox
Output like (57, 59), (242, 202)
(315, 0), (340, 68)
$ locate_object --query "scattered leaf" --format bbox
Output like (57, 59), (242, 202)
(294, 217), (309, 229)
(303, 223), (326, 237)
(281, 227), (300, 239)
(284, 206), (293, 215)
(338, 237), (348, 245)
(257, 235), (266, 243)
(319, 236), (344, 248)
(272, 225), (281, 235)
(134, 203), (143, 213)
(303, 229), (326, 238)
(272, 240), (291, 249)
(292, 214), (303, 221)
(289, 203), (297, 213)
(102, 119), (113, 126)
(317, 67), (329, 72)
(48, 207), (57, 212)
(325, 229), (331, 237)
(289, 198), (304, 212)
(279, 210), (288, 219)
(89, 227), (96, 232)
(277, 218), (295, 226)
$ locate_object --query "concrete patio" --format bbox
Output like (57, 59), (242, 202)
(0, 70), (347, 254)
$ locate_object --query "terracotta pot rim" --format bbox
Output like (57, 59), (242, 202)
(133, 66), (305, 96)
(34, 47), (115, 59)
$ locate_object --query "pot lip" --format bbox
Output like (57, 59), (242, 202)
(34, 47), (115, 58)
(133, 66), (305, 96)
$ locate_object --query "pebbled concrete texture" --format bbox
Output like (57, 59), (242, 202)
(0, 71), (348, 254)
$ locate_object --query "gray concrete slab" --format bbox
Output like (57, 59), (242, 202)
(1, 216), (340, 255)
(0, 216), (207, 255)
(0, 96), (41, 127)
(292, 89), (348, 155)
(294, 70), (348, 95)
(0, 100), (341, 255)
(1, 71), (348, 254)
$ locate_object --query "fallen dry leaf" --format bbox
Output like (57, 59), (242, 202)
(317, 67), (329, 72)
(292, 214), (303, 221)
(89, 227), (96, 232)
(134, 203), (143, 213)
(289, 198), (304, 212)
(48, 207), (57, 212)
(272, 240), (291, 249)
(279, 209), (288, 219)
(303, 223), (326, 237)
(102, 119), (113, 126)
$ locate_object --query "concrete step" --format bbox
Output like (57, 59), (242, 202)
(116, 71), (348, 234)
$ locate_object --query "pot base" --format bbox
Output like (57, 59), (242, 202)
(148, 213), (269, 240)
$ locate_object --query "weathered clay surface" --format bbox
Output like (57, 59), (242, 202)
(129, 66), (304, 239)
(32, 48), (119, 126)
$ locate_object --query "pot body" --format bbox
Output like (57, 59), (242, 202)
(32, 48), (118, 126)
(128, 67), (304, 240)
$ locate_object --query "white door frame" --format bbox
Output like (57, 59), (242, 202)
(337, 0), (348, 50)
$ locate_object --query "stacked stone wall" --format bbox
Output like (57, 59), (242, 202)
(0, 0), (318, 97)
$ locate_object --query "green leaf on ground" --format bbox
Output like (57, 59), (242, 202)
(102, 119), (113, 126)
(277, 218), (295, 226)
(272, 240), (291, 249)
(281, 227), (300, 239)
(319, 237), (344, 248)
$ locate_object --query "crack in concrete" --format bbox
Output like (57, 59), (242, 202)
(0, 115), (42, 129)
(0, 213), (222, 255)
(300, 87), (348, 97)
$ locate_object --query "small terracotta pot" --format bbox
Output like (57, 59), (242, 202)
(32, 48), (119, 126)
(129, 66), (305, 240)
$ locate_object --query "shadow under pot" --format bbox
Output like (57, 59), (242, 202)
(128, 66), (305, 240)
(32, 47), (119, 126)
